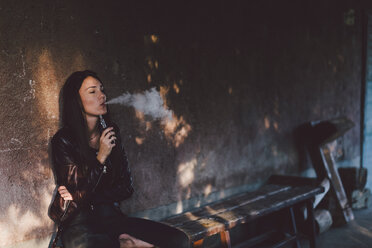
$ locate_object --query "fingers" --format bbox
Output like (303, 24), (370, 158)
(58, 186), (73, 201)
(103, 134), (117, 147)
(102, 127), (114, 137)
(101, 127), (117, 147)
(98, 127), (117, 162)
(109, 135), (117, 145)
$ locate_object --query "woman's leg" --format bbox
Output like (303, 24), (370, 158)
(92, 204), (189, 248)
(62, 210), (119, 248)
(120, 217), (190, 248)
(62, 223), (118, 248)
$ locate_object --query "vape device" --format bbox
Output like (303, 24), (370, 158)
(99, 115), (107, 130)
(99, 115), (115, 145)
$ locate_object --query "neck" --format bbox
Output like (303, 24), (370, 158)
(85, 114), (99, 137)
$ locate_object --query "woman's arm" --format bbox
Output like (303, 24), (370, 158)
(91, 125), (134, 204)
(52, 130), (105, 205)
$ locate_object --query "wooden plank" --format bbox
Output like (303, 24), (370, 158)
(174, 217), (227, 241)
(221, 186), (322, 221)
(320, 145), (354, 222)
(162, 184), (290, 227)
(174, 186), (323, 241)
(267, 174), (320, 187)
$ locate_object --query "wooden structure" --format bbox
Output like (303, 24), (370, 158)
(161, 176), (324, 248)
(306, 117), (355, 224)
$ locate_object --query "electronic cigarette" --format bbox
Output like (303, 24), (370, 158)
(99, 115), (115, 145)
(99, 115), (107, 130)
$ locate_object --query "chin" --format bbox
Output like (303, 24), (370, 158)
(99, 106), (108, 115)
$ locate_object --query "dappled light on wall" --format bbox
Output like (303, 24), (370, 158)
(0, 186), (53, 246)
(150, 35), (159, 44)
(0, 205), (42, 245)
(144, 34), (160, 45)
(163, 115), (191, 148)
(173, 83), (180, 94)
(135, 137), (145, 145)
(204, 184), (212, 196)
(264, 116), (280, 132)
(146, 56), (159, 70)
(273, 121), (279, 131)
(176, 200), (184, 214)
(135, 110), (145, 122)
(35, 49), (59, 122)
(177, 158), (197, 188)
(29, 49), (61, 144)
(159, 85), (191, 148)
(161, 84), (190, 146)
(109, 86), (192, 148)
(264, 116), (270, 129)
(145, 55), (159, 85)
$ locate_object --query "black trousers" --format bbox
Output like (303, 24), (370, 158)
(61, 204), (189, 248)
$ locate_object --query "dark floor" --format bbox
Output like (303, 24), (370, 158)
(301, 205), (372, 248)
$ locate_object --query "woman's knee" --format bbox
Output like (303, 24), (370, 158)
(62, 231), (118, 248)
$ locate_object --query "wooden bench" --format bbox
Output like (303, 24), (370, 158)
(161, 175), (324, 248)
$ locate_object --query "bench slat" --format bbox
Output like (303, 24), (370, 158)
(166, 185), (323, 242)
(162, 184), (291, 227)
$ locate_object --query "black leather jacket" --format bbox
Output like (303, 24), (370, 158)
(51, 124), (134, 209)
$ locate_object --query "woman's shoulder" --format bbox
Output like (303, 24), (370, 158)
(51, 126), (76, 147)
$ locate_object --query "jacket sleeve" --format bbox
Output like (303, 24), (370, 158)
(51, 132), (105, 207)
(91, 126), (134, 204)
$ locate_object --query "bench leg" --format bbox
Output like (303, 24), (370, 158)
(289, 207), (301, 248)
(193, 239), (203, 248)
(193, 231), (231, 248)
(306, 200), (316, 248)
(220, 230), (231, 248)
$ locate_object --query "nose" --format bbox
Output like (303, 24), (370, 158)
(99, 91), (106, 102)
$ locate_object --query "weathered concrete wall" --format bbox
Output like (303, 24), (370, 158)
(0, 0), (367, 246)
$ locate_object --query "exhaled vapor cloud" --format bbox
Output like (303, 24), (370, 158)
(106, 87), (173, 122)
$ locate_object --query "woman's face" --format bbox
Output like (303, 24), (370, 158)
(79, 76), (107, 118)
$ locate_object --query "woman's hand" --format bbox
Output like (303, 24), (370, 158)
(96, 127), (117, 164)
(58, 186), (73, 201)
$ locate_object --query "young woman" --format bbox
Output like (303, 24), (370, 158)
(50, 70), (187, 248)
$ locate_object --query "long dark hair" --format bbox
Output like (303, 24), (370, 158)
(61, 70), (112, 174)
